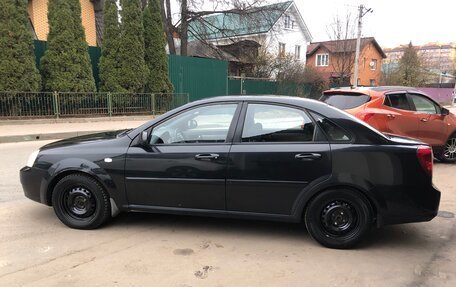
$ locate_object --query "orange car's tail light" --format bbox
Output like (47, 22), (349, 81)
(417, 146), (433, 176)
(356, 112), (375, 122)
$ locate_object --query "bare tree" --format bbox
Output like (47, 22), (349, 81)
(276, 60), (328, 98)
(246, 36), (294, 79)
(162, 0), (281, 56)
(326, 12), (357, 85)
(161, 0), (176, 54)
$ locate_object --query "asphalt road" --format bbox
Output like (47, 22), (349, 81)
(0, 140), (455, 287)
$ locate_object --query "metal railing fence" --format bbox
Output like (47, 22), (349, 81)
(0, 92), (189, 119)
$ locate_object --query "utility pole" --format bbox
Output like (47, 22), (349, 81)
(353, 5), (372, 87)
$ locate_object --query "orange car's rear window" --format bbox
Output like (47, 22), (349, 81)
(320, 93), (370, 110)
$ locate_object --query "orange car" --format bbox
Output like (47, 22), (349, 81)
(320, 86), (456, 162)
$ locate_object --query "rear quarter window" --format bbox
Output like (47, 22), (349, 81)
(310, 112), (351, 142)
(320, 93), (370, 110)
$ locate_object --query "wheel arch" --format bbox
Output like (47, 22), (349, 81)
(293, 183), (381, 226)
(46, 170), (109, 206)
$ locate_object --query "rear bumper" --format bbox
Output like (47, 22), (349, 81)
(377, 184), (441, 226)
(20, 166), (48, 205)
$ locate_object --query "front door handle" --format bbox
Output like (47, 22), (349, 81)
(195, 153), (219, 160)
(420, 118), (428, 122)
(295, 153), (322, 161)
(387, 114), (396, 119)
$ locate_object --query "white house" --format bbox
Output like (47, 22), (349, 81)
(186, 1), (313, 75)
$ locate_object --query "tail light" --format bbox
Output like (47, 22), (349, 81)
(356, 112), (375, 122)
(417, 146), (433, 176)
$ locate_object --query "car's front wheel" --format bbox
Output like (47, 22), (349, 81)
(52, 174), (111, 229)
(437, 133), (456, 163)
(304, 189), (373, 249)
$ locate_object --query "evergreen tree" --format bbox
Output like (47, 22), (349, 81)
(143, 0), (173, 93)
(41, 0), (96, 92)
(0, 0), (41, 91)
(397, 42), (425, 86)
(99, 0), (123, 92)
(117, 0), (149, 92)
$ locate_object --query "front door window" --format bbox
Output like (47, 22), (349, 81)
(150, 104), (238, 144)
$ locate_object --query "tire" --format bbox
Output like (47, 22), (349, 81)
(52, 173), (111, 229)
(304, 189), (373, 249)
(437, 133), (456, 163)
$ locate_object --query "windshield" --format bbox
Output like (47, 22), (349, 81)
(320, 93), (370, 110)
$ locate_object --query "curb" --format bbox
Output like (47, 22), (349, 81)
(0, 115), (153, 126)
(0, 130), (109, 144)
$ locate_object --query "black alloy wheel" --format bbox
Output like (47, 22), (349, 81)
(52, 174), (111, 229)
(305, 189), (373, 249)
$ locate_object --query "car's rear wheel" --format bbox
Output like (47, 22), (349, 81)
(438, 133), (456, 163)
(52, 174), (111, 229)
(304, 189), (373, 249)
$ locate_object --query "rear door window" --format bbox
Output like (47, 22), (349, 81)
(241, 104), (315, 142)
(320, 93), (370, 109)
(384, 93), (413, 110)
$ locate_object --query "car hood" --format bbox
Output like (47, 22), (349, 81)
(40, 129), (130, 151)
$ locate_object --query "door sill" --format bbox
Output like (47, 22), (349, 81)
(128, 204), (298, 222)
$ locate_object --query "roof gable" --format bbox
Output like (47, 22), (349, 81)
(188, 1), (293, 41)
(307, 37), (386, 58)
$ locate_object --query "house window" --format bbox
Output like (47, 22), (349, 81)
(316, 54), (329, 66)
(370, 79), (376, 86)
(370, 59), (377, 70)
(279, 43), (286, 57)
(291, 21), (296, 29)
(295, 45), (301, 60)
(284, 15), (291, 29)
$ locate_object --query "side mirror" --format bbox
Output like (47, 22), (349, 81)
(441, 107), (450, 116)
(187, 119), (198, 129)
(140, 131), (148, 145)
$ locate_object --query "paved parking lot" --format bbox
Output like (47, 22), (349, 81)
(0, 140), (455, 287)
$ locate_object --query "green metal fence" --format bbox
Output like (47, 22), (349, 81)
(228, 78), (278, 95)
(168, 54), (228, 101)
(0, 92), (189, 119)
(227, 77), (319, 98)
(31, 40), (316, 103)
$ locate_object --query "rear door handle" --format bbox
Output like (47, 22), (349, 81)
(195, 153), (219, 160)
(295, 153), (322, 161)
(420, 118), (428, 122)
(387, 114), (396, 119)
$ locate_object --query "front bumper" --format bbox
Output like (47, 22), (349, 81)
(20, 166), (48, 205)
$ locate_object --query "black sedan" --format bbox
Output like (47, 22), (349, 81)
(20, 96), (440, 249)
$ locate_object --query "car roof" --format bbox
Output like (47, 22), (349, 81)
(191, 94), (328, 109)
(325, 86), (427, 95)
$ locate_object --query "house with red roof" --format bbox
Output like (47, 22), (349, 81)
(306, 37), (386, 86)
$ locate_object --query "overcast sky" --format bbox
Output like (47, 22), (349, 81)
(177, 0), (455, 48)
(294, 0), (455, 48)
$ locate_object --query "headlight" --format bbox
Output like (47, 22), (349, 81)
(26, 150), (40, 167)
